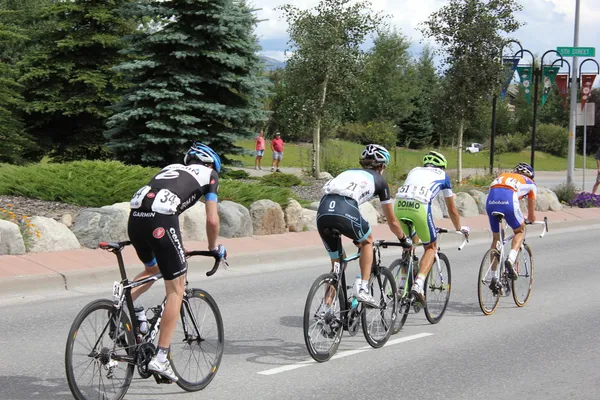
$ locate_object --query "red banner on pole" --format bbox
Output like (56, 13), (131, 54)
(556, 74), (569, 110)
(580, 74), (597, 111)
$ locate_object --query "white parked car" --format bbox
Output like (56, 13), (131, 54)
(465, 143), (483, 153)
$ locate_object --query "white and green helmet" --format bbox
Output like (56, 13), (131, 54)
(423, 150), (447, 169)
(360, 144), (391, 165)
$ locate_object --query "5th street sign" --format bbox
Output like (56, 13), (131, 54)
(557, 47), (596, 57)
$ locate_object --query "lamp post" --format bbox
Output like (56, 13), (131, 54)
(489, 40), (523, 175)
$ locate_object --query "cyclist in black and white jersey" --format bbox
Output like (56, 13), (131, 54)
(317, 144), (412, 307)
(126, 143), (226, 382)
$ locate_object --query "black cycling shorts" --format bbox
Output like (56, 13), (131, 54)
(316, 194), (371, 258)
(128, 210), (187, 280)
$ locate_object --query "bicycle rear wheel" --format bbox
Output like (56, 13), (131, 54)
(304, 273), (343, 362)
(512, 244), (534, 307)
(65, 299), (135, 400)
(388, 258), (410, 334)
(478, 249), (501, 315)
(424, 253), (451, 324)
(171, 289), (224, 392)
(361, 267), (397, 348)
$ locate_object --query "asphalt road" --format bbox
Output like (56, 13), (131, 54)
(1, 224), (599, 400)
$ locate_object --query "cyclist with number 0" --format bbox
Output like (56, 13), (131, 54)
(394, 151), (470, 304)
(126, 143), (227, 382)
(317, 144), (413, 308)
(486, 162), (537, 281)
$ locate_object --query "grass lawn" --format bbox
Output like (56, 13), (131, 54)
(232, 139), (596, 172)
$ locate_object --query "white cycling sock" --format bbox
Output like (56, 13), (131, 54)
(508, 249), (518, 264)
(157, 347), (169, 363)
(360, 280), (369, 292)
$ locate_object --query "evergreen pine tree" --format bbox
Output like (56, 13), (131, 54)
(106, 0), (269, 167)
(19, 0), (138, 161)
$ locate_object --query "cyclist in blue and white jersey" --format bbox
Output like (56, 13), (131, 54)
(394, 151), (470, 303)
(317, 144), (413, 307)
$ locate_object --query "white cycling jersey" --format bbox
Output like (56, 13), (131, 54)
(323, 169), (392, 206)
(396, 166), (453, 204)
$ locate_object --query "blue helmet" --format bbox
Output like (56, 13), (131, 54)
(513, 162), (534, 179)
(183, 143), (222, 172)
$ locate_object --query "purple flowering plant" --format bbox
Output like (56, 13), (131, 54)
(568, 192), (600, 208)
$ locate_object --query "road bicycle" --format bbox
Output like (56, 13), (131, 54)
(477, 213), (548, 315)
(65, 240), (225, 400)
(303, 228), (398, 362)
(388, 219), (468, 334)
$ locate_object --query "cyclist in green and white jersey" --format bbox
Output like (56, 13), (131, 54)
(394, 151), (470, 303)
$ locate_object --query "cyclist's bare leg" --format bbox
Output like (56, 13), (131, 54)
(131, 264), (161, 301)
(418, 241), (437, 279)
(358, 233), (374, 281)
(157, 274), (186, 349)
(490, 232), (501, 271)
(510, 224), (526, 259)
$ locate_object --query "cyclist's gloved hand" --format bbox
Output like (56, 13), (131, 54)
(459, 226), (471, 235)
(211, 244), (227, 260)
(399, 235), (413, 249)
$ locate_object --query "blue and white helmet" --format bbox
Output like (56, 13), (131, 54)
(360, 144), (391, 166)
(513, 162), (534, 179)
(183, 143), (222, 172)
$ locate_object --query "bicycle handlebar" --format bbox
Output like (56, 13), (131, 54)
(526, 216), (548, 238)
(375, 228), (469, 251)
(185, 250), (228, 277)
(436, 229), (470, 251)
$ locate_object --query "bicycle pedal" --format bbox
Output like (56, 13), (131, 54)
(153, 373), (175, 384)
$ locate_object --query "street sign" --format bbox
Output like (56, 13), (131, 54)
(577, 103), (595, 126)
(557, 47), (596, 57)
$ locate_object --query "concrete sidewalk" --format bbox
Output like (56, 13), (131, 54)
(1, 207), (600, 297)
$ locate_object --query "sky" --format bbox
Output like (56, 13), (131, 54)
(253, 0), (600, 78)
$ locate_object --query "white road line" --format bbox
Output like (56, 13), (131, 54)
(257, 333), (433, 376)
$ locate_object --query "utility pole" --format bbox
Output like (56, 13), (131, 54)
(567, 0), (581, 185)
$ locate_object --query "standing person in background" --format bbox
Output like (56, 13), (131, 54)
(592, 147), (600, 194)
(255, 130), (265, 170)
(271, 132), (284, 172)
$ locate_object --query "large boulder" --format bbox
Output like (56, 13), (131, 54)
(217, 201), (253, 238)
(431, 200), (444, 220)
(0, 220), (26, 255)
(434, 193), (449, 218)
(249, 200), (287, 235)
(359, 202), (379, 226)
(72, 207), (129, 249)
(284, 199), (304, 232)
(307, 201), (320, 211)
(534, 192), (550, 212)
(179, 202), (207, 241)
(538, 188), (562, 211)
(302, 209), (318, 231)
(28, 216), (81, 253)
(468, 190), (488, 215)
(369, 199), (388, 223)
(455, 192), (479, 218)
(319, 171), (334, 180)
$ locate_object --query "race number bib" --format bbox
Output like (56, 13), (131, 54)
(151, 189), (181, 215)
(396, 184), (432, 204)
(130, 186), (151, 209)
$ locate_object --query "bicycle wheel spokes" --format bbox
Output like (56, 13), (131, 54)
(512, 244), (534, 307)
(303, 273), (343, 362)
(361, 267), (396, 348)
(65, 299), (134, 400)
(388, 258), (410, 334)
(171, 289), (224, 392)
(478, 249), (501, 315)
(424, 253), (451, 324)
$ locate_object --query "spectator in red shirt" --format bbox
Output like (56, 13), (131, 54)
(255, 130), (265, 170)
(271, 132), (284, 172)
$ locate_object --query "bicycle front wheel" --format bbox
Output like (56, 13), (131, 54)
(512, 244), (534, 307)
(361, 266), (397, 348)
(171, 289), (224, 392)
(424, 253), (451, 324)
(388, 258), (410, 334)
(65, 299), (135, 400)
(478, 249), (501, 315)
(303, 273), (343, 362)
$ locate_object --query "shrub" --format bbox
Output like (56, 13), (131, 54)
(494, 137), (509, 154)
(219, 180), (297, 208)
(221, 169), (250, 180)
(0, 204), (41, 250)
(463, 174), (494, 187)
(335, 121), (396, 149)
(568, 192), (600, 208)
(553, 182), (578, 204)
(260, 173), (302, 187)
(505, 133), (528, 153)
(536, 124), (568, 157)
